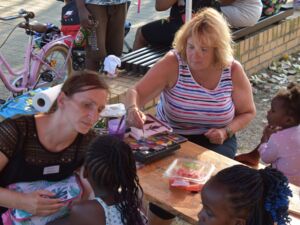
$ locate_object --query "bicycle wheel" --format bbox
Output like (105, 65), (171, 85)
(35, 44), (72, 88)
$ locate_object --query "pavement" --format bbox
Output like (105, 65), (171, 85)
(0, 0), (168, 99)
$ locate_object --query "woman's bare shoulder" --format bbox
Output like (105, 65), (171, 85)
(151, 51), (179, 86)
(231, 60), (247, 81)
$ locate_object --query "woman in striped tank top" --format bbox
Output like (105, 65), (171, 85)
(126, 8), (255, 159)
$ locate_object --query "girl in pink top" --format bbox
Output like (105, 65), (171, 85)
(236, 83), (300, 186)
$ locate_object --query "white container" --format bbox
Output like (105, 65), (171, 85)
(164, 158), (215, 191)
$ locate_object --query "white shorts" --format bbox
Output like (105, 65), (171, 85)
(221, 0), (263, 28)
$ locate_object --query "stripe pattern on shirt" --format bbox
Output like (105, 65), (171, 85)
(156, 50), (235, 135)
(85, 0), (128, 5)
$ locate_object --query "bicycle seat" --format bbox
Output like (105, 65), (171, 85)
(18, 21), (48, 33)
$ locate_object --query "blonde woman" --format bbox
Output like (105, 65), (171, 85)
(127, 8), (255, 159)
(126, 9), (255, 224)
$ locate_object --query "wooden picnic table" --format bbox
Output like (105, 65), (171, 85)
(137, 141), (300, 225)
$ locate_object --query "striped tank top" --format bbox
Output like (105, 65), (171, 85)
(156, 50), (235, 135)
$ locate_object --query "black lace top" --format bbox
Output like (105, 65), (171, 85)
(0, 115), (96, 187)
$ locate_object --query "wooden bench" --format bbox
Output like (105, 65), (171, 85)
(232, 6), (294, 41)
(121, 7), (294, 75)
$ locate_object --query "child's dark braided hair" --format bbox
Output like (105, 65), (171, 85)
(275, 82), (300, 123)
(85, 135), (145, 225)
(208, 165), (292, 225)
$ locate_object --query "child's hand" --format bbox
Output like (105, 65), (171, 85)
(261, 125), (282, 143)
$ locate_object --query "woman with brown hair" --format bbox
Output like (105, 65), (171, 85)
(0, 70), (109, 224)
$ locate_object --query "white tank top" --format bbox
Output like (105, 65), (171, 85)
(95, 197), (124, 225)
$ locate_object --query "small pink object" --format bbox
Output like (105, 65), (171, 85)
(137, 0), (141, 13)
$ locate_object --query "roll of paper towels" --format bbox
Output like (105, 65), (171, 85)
(32, 84), (62, 112)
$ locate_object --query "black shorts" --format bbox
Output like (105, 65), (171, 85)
(141, 18), (183, 47)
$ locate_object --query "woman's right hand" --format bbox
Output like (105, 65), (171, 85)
(126, 107), (146, 129)
(21, 190), (65, 216)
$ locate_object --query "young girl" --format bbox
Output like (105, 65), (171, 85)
(198, 164), (292, 225)
(50, 135), (147, 225)
(235, 83), (300, 186)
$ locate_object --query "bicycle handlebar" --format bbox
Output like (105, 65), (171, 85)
(0, 9), (34, 21)
(19, 9), (35, 20)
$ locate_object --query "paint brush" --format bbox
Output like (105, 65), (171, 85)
(116, 115), (125, 134)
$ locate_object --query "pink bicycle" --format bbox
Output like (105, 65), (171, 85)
(0, 9), (72, 98)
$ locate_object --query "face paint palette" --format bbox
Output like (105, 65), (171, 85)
(125, 132), (187, 163)
(129, 114), (173, 140)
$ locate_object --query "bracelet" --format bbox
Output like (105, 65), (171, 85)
(126, 104), (139, 114)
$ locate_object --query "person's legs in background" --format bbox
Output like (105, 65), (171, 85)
(133, 18), (182, 50)
(106, 3), (127, 57)
(86, 5), (107, 71)
(133, 27), (148, 50)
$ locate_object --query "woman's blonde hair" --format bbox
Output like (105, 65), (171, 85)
(173, 8), (233, 68)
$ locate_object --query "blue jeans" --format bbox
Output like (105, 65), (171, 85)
(183, 134), (237, 159)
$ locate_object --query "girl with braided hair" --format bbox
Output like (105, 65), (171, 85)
(198, 164), (292, 225)
(49, 135), (147, 225)
(235, 83), (300, 186)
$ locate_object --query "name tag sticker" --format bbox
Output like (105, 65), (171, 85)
(43, 165), (60, 175)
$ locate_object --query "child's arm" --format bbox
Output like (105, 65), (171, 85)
(47, 201), (103, 225)
(235, 125), (282, 166)
(234, 145), (260, 167)
(258, 125), (281, 164)
(46, 216), (71, 225)
(260, 125), (282, 143)
(258, 142), (278, 164)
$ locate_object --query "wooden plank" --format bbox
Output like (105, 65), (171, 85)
(139, 56), (164, 74)
(131, 49), (168, 72)
(232, 7), (294, 41)
(124, 48), (168, 71)
(121, 47), (159, 68)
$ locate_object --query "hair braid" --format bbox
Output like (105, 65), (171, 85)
(85, 135), (145, 225)
(259, 167), (292, 225)
(210, 165), (292, 225)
